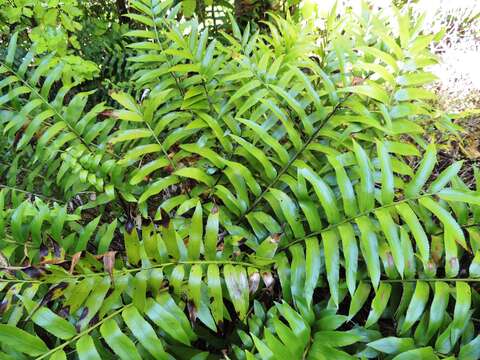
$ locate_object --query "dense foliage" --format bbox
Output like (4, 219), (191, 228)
(1, 0), (479, 359)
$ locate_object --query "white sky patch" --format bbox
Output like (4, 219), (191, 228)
(305, 0), (480, 110)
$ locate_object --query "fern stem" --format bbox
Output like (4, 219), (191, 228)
(278, 192), (436, 251)
(380, 278), (480, 283)
(0, 159), (47, 180)
(432, 221), (480, 236)
(238, 99), (344, 219)
(235, 73), (373, 223)
(0, 279), (40, 284)
(0, 184), (64, 203)
(0, 259), (267, 285)
(147, 5), (184, 97)
(34, 303), (132, 359)
(131, 11), (182, 173)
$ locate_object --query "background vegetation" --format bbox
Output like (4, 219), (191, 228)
(0, 0), (479, 359)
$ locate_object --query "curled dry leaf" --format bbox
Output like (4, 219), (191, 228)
(249, 272), (260, 294)
(262, 271), (274, 288)
(103, 251), (116, 286)
(187, 300), (198, 324)
(69, 252), (82, 274)
(0, 251), (8, 268)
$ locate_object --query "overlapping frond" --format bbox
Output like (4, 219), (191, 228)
(0, 35), (116, 201)
(0, 0), (477, 359)
(0, 201), (271, 358)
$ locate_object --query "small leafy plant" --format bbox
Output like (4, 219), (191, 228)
(0, 1), (479, 359)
